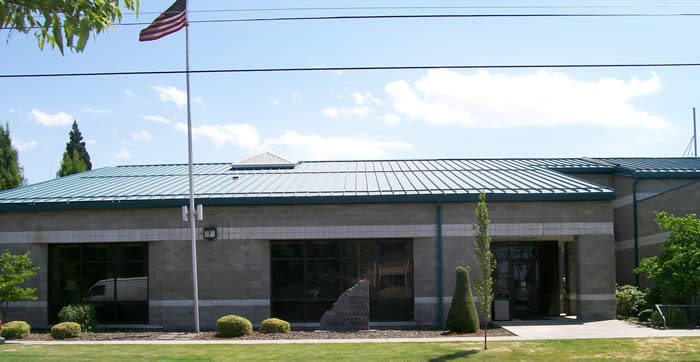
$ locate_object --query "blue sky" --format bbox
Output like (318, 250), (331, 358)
(2, 0), (700, 184)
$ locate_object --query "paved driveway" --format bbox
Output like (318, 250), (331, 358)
(497, 318), (700, 339)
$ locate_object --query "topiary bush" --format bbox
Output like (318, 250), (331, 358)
(638, 309), (653, 323)
(216, 315), (252, 338)
(58, 304), (97, 332)
(446, 266), (480, 333)
(616, 285), (647, 319)
(51, 322), (81, 339)
(260, 318), (290, 334)
(0, 321), (31, 339)
(650, 310), (664, 327)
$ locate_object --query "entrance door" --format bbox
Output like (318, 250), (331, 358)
(511, 260), (536, 318)
(492, 242), (559, 319)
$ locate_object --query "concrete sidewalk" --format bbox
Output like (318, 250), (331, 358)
(497, 319), (700, 340)
(3, 320), (698, 345)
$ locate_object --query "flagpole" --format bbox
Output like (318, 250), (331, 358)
(184, 0), (200, 333)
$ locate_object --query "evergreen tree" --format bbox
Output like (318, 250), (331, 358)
(446, 266), (480, 333)
(57, 121), (91, 177)
(57, 151), (89, 178)
(0, 123), (24, 191)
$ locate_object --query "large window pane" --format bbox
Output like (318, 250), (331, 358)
(271, 260), (304, 299)
(48, 243), (148, 325)
(307, 260), (340, 299)
(270, 239), (414, 322)
(271, 242), (303, 258)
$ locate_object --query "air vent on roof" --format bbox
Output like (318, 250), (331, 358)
(230, 152), (296, 171)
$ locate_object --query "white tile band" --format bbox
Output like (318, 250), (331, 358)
(0, 222), (613, 244)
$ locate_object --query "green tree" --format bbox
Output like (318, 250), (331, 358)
(446, 266), (480, 333)
(0, 251), (39, 321)
(0, 0), (139, 55)
(473, 192), (496, 350)
(636, 212), (700, 304)
(57, 150), (88, 177)
(57, 120), (91, 177)
(0, 123), (25, 191)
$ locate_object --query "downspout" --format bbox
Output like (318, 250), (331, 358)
(436, 201), (444, 329)
(632, 178), (640, 287)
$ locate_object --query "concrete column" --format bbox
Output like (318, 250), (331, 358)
(574, 234), (616, 320)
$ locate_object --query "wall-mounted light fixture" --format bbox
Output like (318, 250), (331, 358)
(203, 227), (217, 240)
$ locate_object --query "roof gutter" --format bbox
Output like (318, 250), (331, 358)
(633, 178), (640, 287)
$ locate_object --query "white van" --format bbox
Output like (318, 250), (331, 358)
(86, 277), (147, 302)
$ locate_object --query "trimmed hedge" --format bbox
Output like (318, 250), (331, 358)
(260, 318), (290, 334)
(1, 321), (31, 339)
(58, 304), (97, 332)
(216, 315), (252, 338)
(445, 266), (480, 333)
(51, 322), (81, 339)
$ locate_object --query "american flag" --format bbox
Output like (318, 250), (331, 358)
(139, 0), (187, 42)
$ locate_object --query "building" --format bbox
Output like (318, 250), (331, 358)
(0, 155), (697, 330)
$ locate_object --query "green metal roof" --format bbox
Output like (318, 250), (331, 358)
(0, 158), (620, 211)
(594, 157), (700, 178)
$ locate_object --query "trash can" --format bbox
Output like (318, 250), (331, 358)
(494, 294), (510, 321)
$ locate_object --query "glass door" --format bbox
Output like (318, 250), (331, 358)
(511, 260), (536, 318)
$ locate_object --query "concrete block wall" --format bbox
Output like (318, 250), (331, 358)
(613, 179), (699, 286)
(0, 243), (47, 328)
(0, 199), (618, 328)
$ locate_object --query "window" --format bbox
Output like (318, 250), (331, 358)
(270, 239), (414, 322)
(48, 243), (148, 324)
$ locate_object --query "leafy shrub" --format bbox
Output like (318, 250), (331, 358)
(616, 285), (647, 319)
(260, 318), (290, 334)
(216, 315), (252, 338)
(446, 266), (480, 333)
(638, 309), (653, 322)
(650, 310), (664, 327)
(51, 322), (81, 339)
(58, 304), (97, 332)
(0, 321), (30, 339)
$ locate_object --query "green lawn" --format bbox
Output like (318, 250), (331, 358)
(0, 337), (698, 361)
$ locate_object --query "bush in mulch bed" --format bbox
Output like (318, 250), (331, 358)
(1, 321), (31, 339)
(51, 322), (81, 339)
(260, 318), (290, 334)
(216, 315), (252, 338)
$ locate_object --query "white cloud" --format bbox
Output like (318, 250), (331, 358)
(83, 107), (112, 114)
(272, 98), (280, 105)
(29, 109), (73, 126)
(124, 89), (135, 98)
(263, 131), (412, 159)
(114, 148), (132, 160)
(8, 108), (17, 113)
(85, 139), (97, 145)
(385, 69), (668, 129)
(194, 96), (204, 104)
(291, 92), (302, 104)
(143, 115), (171, 124)
(352, 91), (382, 106)
(173, 121), (411, 159)
(14, 139), (37, 152)
(378, 113), (401, 125)
(322, 106), (372, 119)
(132, 130), (152, 142)
(153, 86), (187, 109)
(175, 122), (260, 151)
